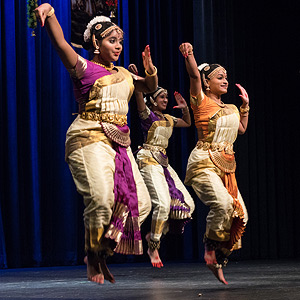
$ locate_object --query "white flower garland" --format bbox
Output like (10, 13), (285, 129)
(83, 16), (111, 43)
(197, 63), (209, 72)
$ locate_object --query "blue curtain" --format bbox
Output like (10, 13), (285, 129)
(1, 0), (299, 269)
(0, 0), (82, 268)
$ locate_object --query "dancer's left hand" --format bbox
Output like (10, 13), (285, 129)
(236, 84), (249, 106)
(173, 91), (188, 109)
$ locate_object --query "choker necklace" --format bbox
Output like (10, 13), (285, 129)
(211, 98), (225, 107)
(216, 100), (225, 107)
(91, 60), (114, 71)
(154, 111), (165, 119)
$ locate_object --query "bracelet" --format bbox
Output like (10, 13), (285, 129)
(47, 7), (55, 18)
(181, 106), (189, 113)
(240, 105), (250, 113)
(187, 45), (193, 56)
(145, 66), (157, 77)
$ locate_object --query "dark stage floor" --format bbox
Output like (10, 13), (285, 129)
(1, 260), (300, 300)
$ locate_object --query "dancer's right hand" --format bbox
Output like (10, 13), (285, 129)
(35, 3), (52, 27)
(179, 42), (193, 58)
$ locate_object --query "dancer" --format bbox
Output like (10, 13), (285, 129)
(179, 43), (249, 284)
(35, 3), (158, 284)
(128, 64), (195, 268)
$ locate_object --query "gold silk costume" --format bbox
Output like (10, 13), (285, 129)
(185, 91), (248, 255)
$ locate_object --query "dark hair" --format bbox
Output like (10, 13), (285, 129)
(82, 21), (123, 51)
(198, 64), (227, 90)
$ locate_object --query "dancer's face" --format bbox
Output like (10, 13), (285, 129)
(207, 71), (228, 96)
(154, 91), (168, 111)
(99, 30), (123, 63)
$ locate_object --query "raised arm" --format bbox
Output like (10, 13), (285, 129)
(236, 84), (249, 134)
(35, 3), (77, 69)
(179, 43), (202, 97)
(173, 92), (191, 127)
(134, 45), (158, 94)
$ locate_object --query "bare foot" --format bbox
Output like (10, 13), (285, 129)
(99, 257), (115, 283)
(147, 248), (164, 268)
(86, 257), (104, 284)
(206, 264), (228, 285)
(145, 233), (163, 268)
(204, 249), (228, 285)
(85, 253), (115, 284)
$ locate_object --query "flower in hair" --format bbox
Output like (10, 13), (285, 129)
(83, 16), (111, 42)
(198, 63), (209, 72)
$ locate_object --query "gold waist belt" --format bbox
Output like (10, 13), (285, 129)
(80, 111), (127, 127)
(196, 140), (234, 155)
(143, 144), (167, 155)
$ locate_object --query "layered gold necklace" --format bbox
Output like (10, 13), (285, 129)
(91, 60), (115, 71)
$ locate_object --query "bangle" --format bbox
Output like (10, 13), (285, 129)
(240, 105), (250, 114)
(145, 66), (157, 77)
(47, 7), (55, 18)
(187, 45), (193, 56)
(187, 51), (193, 56)
(181, 106), (189, 113)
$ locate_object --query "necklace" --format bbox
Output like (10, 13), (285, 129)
(211, 98), (225, 107)
(91, 60), (114, 71)
(215, 100), (225, 107)
(154, 111), (165, 119)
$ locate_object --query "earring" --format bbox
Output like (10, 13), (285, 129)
(154, 102), (158, 106)
(206, 86), (210, 91)
(94, 47), (100, 54)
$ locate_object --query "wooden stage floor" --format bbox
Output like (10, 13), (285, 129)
(1, 259), (300, 300)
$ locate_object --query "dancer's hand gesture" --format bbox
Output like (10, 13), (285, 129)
(128, 63), (138, 75)
(236, 84), (249, 107)
(173, 92), (187, 109)
(179, 43), (193, 58)
(142, 45), (156, 75)
(35, 3), (52, 27)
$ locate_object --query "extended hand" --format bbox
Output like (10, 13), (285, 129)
(142, 45), (156, 75)
(173, 91), (187, 109)
(35, 3), (52, 27)
(235, 84), (249, 106)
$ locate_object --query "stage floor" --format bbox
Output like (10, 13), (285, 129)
(1, 260), (300, 300)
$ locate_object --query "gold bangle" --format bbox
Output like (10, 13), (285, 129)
(181, 106), (189, 113)
(47, 7), (55, 18)
(240, 105), (250, 113)
(145, 66), (157, 77)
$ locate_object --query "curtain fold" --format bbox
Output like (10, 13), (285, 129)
(0, 0), (81, 268)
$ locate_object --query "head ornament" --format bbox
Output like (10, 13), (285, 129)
(83, 16), (111, 42)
